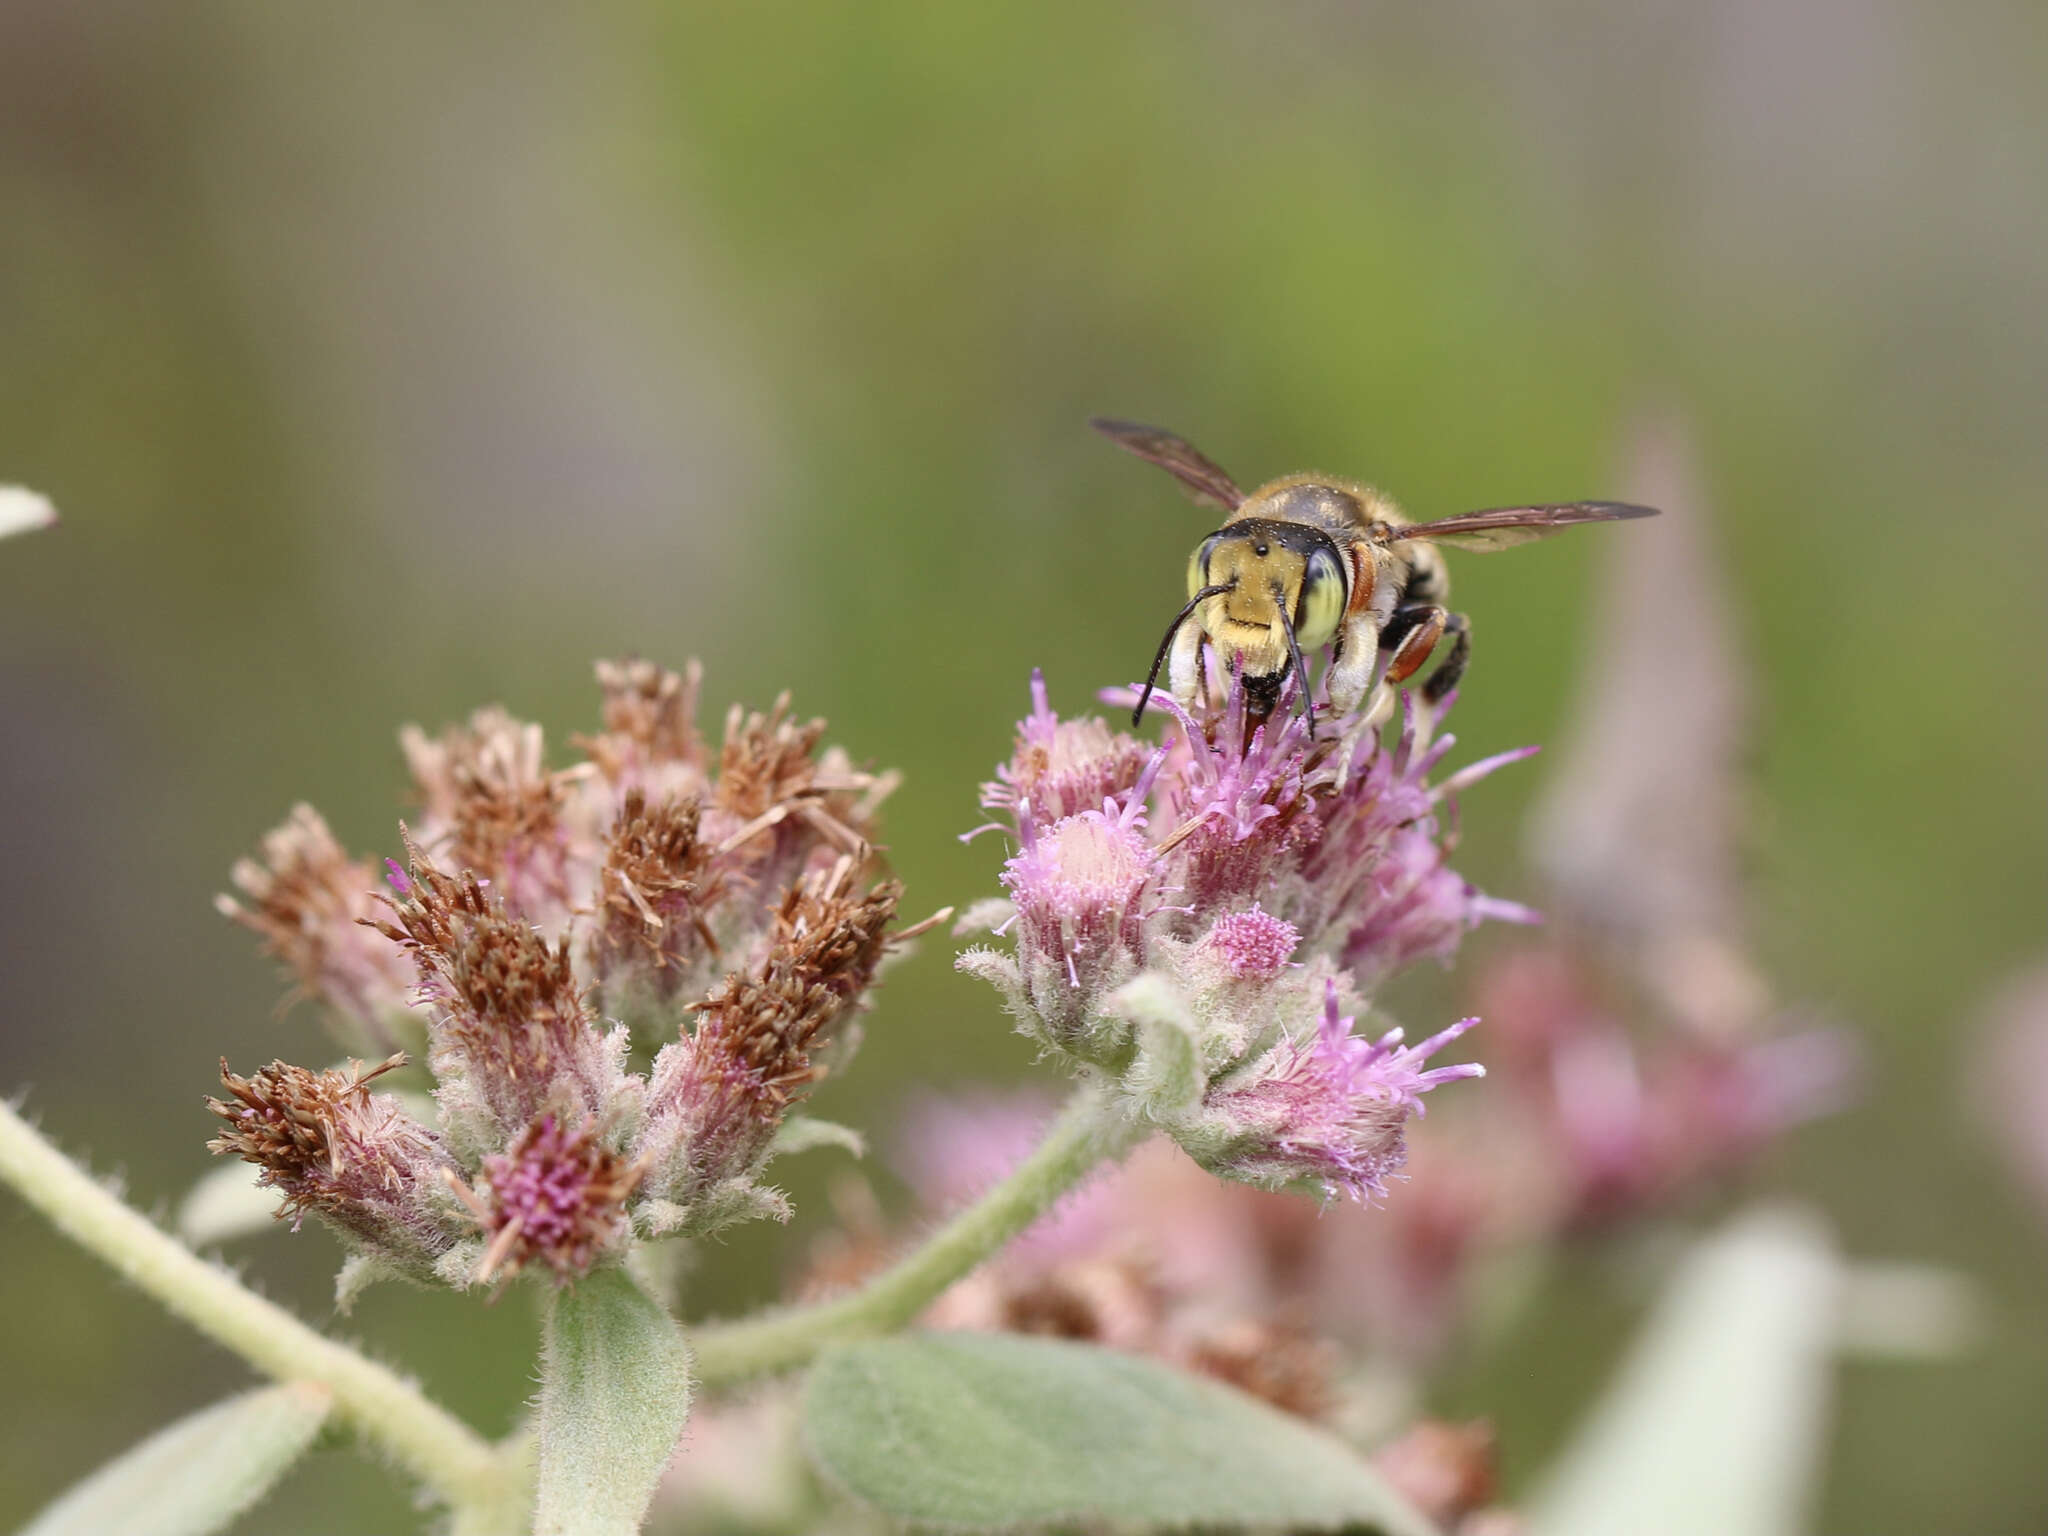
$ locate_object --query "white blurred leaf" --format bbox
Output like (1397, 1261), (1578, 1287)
(0, 486), (57, 540)
(20, 1382), (330, 1536)
(1527, 1206), (1837, 1536)
(176, 1161), (282, 1247)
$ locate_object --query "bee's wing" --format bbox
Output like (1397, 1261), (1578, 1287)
(1387, 501), (1660, 552)
(1090, 418), (1245, 512)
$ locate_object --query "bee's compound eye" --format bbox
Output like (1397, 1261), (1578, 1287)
(1294, 548), (1347, 650)
(1187, 535), (1223, 598)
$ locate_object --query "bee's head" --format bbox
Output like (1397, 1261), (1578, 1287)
(1188, 519), (1349, 663)
(1132, 517), (1349, 726)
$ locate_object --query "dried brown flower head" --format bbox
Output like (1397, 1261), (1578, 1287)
(214, 805), (415, 1054)
(206, 1055), (462, 1276)
(588, 790), (722, 1005)
(213, 659), (916, 1288)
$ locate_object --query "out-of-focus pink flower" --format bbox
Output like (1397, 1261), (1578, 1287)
(1978, 964), (2048, 1227)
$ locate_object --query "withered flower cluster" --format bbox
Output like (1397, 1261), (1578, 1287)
(210, 659), (914, 1292)
(960, 671), (1524, 1202)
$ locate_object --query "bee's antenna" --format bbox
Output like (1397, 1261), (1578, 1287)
(1135, 583), (1231, 725)
(1276, 589), (1317, 729)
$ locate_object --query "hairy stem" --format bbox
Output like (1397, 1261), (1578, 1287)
(0, 1099), (512, 1514)
(691, 1086), (1145, 1389)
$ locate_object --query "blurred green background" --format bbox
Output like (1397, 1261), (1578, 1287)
(2, 3), (2044, 1531)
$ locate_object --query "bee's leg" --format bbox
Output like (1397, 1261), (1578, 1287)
(1324, 613), (1382, 714)
(1421, 611), (1470, 704)
(1382, 604), (1448, 687)
(1167, 619), (1207, 710)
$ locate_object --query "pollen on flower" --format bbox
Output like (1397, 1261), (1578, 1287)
(1205, 906), (1300, 980)
(474, 1114), (644, 1283)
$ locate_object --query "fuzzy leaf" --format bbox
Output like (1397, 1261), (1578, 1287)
(1527, 1206), (1837, 1536)
(20, 1382), (330, 1536)
(803, 1332), (1435, 1534)
(175, 1161), (283, 1247)
(535, 1266), (694, 1536)
(1104, 972), (1204, 1118)
(771, 1115), (866, 1160)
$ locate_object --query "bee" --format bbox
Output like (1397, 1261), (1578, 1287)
(1092, 418), (1659, 725)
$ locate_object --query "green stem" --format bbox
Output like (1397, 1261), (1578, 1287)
(691, 1085), (1145, 1389)
(0, 1099), (512, 1514)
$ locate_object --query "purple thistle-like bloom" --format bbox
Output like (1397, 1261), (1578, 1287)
(963, 672), (1528, 1080)
(1205, 906), (1300, 981)
(998, 769), (1161, 1048)
(475, 1114), (644, 1283)
(981, 669), (1154, 830)
(1293, 693), (1541, 986)
(1205, 981), (1484, 1203)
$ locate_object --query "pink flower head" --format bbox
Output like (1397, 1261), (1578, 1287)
(999, 776), (1160, 1044)
(1144, 687), (1319, 916)
(1295, 694), (1540, 985)
(476, 1114), (643, 1283)
(1205, 906), (1300, 981)
(1203, 981), (1484, 1203)
(966, 670), (1532, 1081)
(981, 670), (1153, 831)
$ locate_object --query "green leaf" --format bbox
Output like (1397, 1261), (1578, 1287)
(535, 1266), (694, 1536)
(175, 1161), (283, 1247)
(803, 1332), (1436, 1534)
(1527, 1205), (1838, 1536)
(19, 1381), (330, 1536)
(771, 1115), (867, 1159)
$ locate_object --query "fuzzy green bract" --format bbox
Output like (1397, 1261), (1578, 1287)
(802, 1332), (1437, 1534)
(19, 1382), (330, 1536)
(535, 1267), (693, 1536)
(1528, 1206), (1838, 1536)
